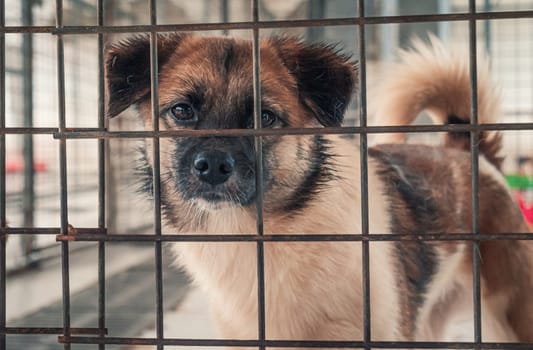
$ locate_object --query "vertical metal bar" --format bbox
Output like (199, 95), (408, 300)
(21, 0), (35, 267)
(221, 0), (229, 35)
(96, 0), (106, 348)
(104, 2), (117, 236)
(468, 0), (482, 347)
(307, 0), (326, 41)
(0, 0), (6, 348)
(358, 1), (371, 349)
(483, 0), (492, 55)
(252, 0), (266, 349)
(56, 0), (71, 349)
(381, 0), (398, 60)
(438, 0), (451, 42)
(149, 1), (164, 349)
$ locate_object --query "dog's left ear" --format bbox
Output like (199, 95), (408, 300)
(105, 33), (188, 118)
(271, 37), (357, 127)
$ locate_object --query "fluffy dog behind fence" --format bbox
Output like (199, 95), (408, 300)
(105, 33), (533, 347)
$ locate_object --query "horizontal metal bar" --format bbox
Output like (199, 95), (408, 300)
(3, 124), (533, 138)
(0, 25), (54, 33)
(0, 227), (107, 235)
(3, 327), (106, 335)
(0, 127), (58, 135)
(4, 123), (533, 138)
(57, 336), (533, 349)
(55, 232), (533, 243)
(3, 123), (533, 139)
(2, 10), (533, 35)
(5, 124), (533, 138)
(1, 127), (104, 135)
(51, 122), (533, 140)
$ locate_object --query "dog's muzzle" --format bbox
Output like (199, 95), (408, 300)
(193, 150), (235, 185)
(174, 137), (258, 207)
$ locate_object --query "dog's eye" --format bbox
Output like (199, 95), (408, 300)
(170, 103), (196, 122)
(261, 110), (278, 128)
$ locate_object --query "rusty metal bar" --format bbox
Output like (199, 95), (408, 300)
(96, 0), (106, 349)
(358, 0), (371, 349)
(148, 2), (164, 349)
(2, 10), (533, 34)
(468, 0), (482, 347)
(21, 0), (35, 238)
(56, 336), (533, 349)
(0, 0), (4, 229)
(55, 1), (71, 349)
(0, 227), (106, 235)
(0, 0), (6, 347)
(49, 122), (533, 140)
(483, 0), (492, 54)
(221, 0), (229, 35)
(251, 0), (264, 235)
(307, 0), (326, 40)
(1, 127), (58, 134)
(252, 1), (266, 348)
(53, 232), (533, 243)
(3, 327), (107, 335)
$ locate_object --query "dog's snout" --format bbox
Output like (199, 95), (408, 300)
(193, 151), (235, 185)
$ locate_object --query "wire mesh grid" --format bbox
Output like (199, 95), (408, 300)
(1, 0), (533, 349)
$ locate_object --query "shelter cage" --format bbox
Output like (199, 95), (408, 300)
(1, 0), (533, 349)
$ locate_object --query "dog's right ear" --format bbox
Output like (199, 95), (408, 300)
(270, 36), (357, 127)
(105, 33), (187, 118)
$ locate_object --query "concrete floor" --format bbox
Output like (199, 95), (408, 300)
(130, 288), (217, 350)
(6, 243), (200, 350)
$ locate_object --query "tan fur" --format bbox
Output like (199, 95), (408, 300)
(105, 34), (532, 349)
(370, 36), (502, 167)
(369, 37), (533, 343)
(171, 137), (403, 346)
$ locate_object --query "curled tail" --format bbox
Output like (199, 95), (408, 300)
(371, 35), (503, 169)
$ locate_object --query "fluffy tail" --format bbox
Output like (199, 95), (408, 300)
(371, 35), (503, 169)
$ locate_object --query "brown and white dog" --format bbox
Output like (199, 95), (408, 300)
(105, 34), (533, 347)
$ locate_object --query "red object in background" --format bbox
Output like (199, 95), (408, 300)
(515, 192), (533, 227)
(33, 161), (47, 172)
(6, 160), (22, 173)
(6, 159), (47, 173)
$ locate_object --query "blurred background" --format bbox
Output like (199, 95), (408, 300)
(3, 0), (533, 349)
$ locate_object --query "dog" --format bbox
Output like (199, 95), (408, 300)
(105, 34), (533, 347)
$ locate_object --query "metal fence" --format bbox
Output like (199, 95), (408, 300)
(1, 0), (533, 349)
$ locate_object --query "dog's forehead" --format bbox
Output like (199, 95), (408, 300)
(157, 37), (295, 103)
(168, 36), (284, 71)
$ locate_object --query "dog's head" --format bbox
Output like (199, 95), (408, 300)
(105, 34), (356, 218)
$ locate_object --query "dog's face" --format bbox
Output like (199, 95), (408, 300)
(105, 34), (356, 220)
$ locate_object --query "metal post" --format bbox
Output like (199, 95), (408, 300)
(307, 0), (326, 41)
(381, 0), (399, 60)
(21, 0), (36, 267)
(148, 1), (164, 349)
(484, 0), (492, 55)
(105, 1), (118, 236)
(468, 0), (482, 347)
(221, 0), (229, 35)
(55, 0), (71, 348)
(252, 1), (266, 349)
(97, 0), (107, 348)
(438, 0), (451, 42)
(358, 3), (371, 349)
(0, 0), (6, 348)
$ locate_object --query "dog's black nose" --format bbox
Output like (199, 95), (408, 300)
(193, 151), (235, 185)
